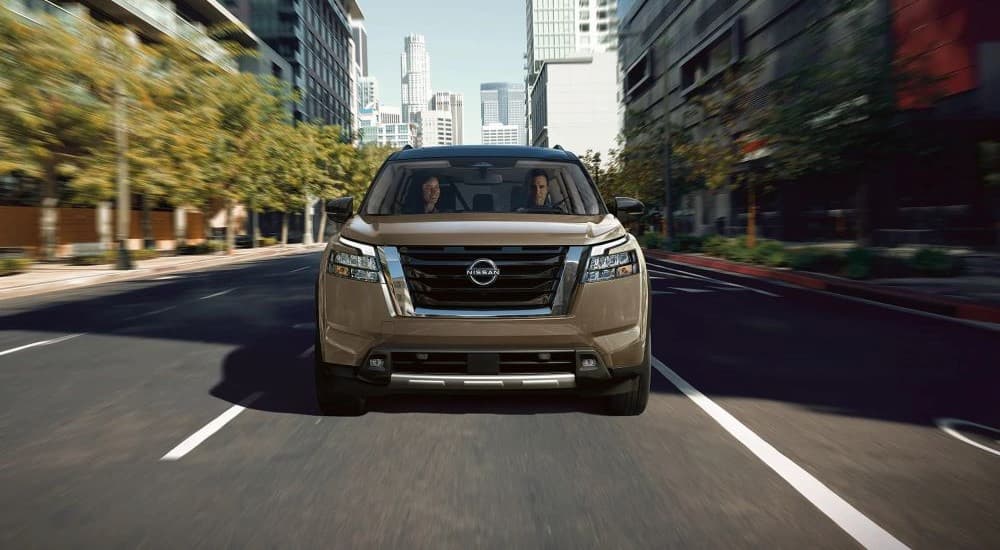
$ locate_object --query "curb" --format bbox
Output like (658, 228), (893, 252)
(645, 249), (1000, 325)
(0, 245), (324, 302)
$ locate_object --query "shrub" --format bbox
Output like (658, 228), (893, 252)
(909, 248), (960, 277)
(131, 248), (160, 261)
(70, 254), (111, 266)
(177, 241), (226, 255)
(671, 234), (705, 252)
(702, 235), (729, 257)
(639, 231), (664, 250)
(0, 257), (33, 276)
(844, 247), (873, 279)
(788, 248), (846, 273)
(751, 240), (784, 265)
(259, 236), (278, 247)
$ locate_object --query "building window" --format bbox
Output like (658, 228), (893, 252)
(579, 0), (589, 5)
(597, 23), (608, 32)
(580, 23), (590, 32)
(580, 10), (589, 19)
(597, 9), (606, 19)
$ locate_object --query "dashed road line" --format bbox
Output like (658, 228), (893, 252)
(288, 266), (310, 273)
(160, 392), (262, 461)
(124, 305), (177, 321)
(199, 288), (236, 300)
(651, 357), (908, 550)
(669, 287), (714, 293)
(647, 260), (781, 297)
(298, 345), (315, 359)
(0, 333), (85, 358)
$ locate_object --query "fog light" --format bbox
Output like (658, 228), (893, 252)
(416, 353), (428, 360)
(538, 352), (551, 361)
(581, 357), (597, 370)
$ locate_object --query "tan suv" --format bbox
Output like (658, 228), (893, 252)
(315, 145), (650, 415)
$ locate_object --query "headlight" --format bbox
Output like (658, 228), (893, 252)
(583, 243), (639, 283)
(327, 249), (381, 282)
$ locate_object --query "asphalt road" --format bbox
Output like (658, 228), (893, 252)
(1, 250), (997, 549)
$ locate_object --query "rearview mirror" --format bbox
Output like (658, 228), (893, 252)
(326, 196), (353, 223)
(613, 197), (644, 219)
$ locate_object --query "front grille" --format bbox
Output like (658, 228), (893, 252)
(398, 246), (567, 309)
(391, 351), (577, 374)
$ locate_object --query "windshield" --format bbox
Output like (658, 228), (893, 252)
(361, 158), (605, 216)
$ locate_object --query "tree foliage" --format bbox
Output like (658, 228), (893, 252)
(0, 7), (387, 255)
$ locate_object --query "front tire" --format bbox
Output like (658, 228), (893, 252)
(605, 320), (651, 416)
(314, 327), (366, 416)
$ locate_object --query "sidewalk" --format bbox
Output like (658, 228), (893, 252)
(0, 244), (326, 301)
(645, 249), (1000, 325)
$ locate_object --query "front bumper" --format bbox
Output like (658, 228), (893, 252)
(316, 238), (650, 387)
(316, 359), (646, 397)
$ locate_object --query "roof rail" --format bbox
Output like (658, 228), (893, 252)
(552, 144), (564, 151)
(401, 144), (414, 150)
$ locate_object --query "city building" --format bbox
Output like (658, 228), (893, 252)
(618, 0), (1000, 244)
(529, 51), (617, 156)
(525, 0), (618, 147)
(413, 110), (454, 147)
(429, 91), (464, 145)
(351, 17), (369, 77)
(224, 0), (361, 131)
(357, 103), (379, 144)
(359, 76), (379, 109)
(400, 33), (431, 123)
(481, 123), (522, 146)
(27, 0), (257, 70)
(480, 82), (526, 145)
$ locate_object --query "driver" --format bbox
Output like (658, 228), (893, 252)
(524, 169), (553, 208)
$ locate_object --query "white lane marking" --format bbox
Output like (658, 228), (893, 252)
(298, 345), (315, 359)
(292, 323), (313, 330)
(651, 357), (909, 550)
(651, 290), (674, 295)
(647, 260), (781, 297)
(669, 287), (714, 293)
(288, 266), (310, 273)
(160, 392), (262, 461)
(935, 418), (1000, 458)
(199, 288), (236, 300)
(0, 333), (85, 357)
(124, 305), (176, 321)
(648, 268), (700, 280)
(153, 275), (180, 281)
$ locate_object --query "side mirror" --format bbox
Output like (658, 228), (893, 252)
(613, 197), (644, 219)
(326, 196), (353, 223)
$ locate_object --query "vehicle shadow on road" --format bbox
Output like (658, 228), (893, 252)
(210, 334), (614, 416)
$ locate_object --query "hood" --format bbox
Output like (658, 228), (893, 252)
(339, 213), (626, 247)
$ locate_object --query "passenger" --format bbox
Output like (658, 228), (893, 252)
(421, 176), (441, 213)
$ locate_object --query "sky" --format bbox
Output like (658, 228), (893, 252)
(360, 0), (527, 144)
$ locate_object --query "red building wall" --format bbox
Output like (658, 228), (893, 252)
(891, 0), (1000, 108)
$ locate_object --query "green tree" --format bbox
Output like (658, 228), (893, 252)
(672, 61), (770, 246)
(0, 9), (139, 258)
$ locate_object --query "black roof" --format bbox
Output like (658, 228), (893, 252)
(389, 145), (579, 162)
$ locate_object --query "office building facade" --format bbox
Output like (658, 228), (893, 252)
(400, 33), (431, 123)
(429, 91), (464, 145)
(224, 0), (361, 131)
(618, 0), (1000, 244)
(414, 110), (453, 147)
(480, 82), (526, 145)
(482, 123), (523, 146)
(529, 51), (618, 155)
(525, 0), (618, 146)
